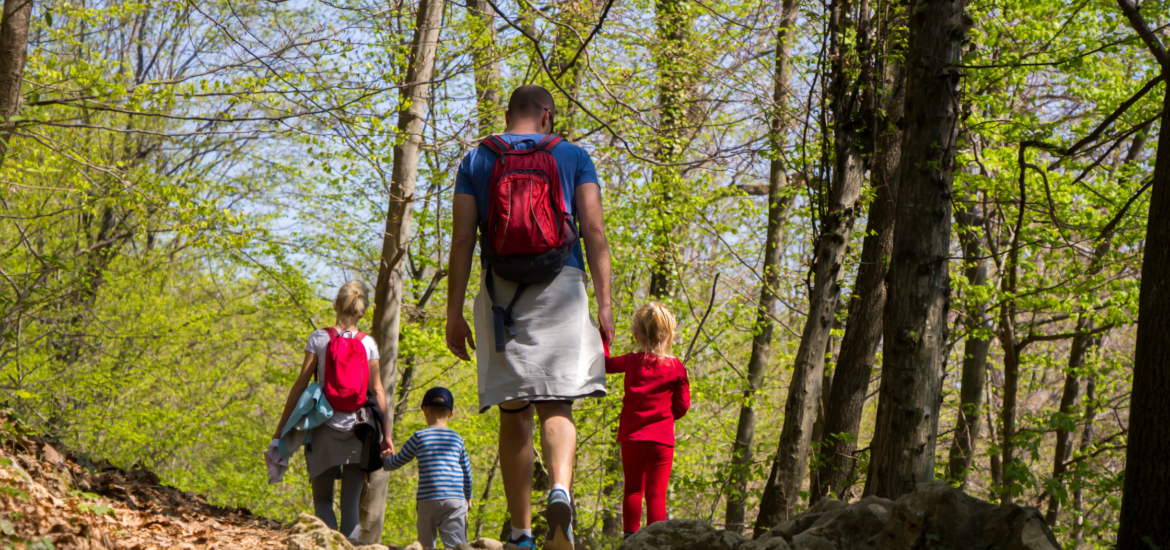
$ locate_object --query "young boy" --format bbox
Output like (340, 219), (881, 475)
(383, 387), (473, 549)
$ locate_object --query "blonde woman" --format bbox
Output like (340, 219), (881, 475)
(272, 281), (392, 541)
(603, 302), (691, 536)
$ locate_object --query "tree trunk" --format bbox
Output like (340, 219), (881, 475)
(393, 357), (416, 425)
(987, 375), (1003, 491)
(810, 0), (906, 503)
(551, 0), (591, 140)
(0, 0), (32, 164)
(1070, 373), (1096, 548)
(1117, 56), (1170, 550)
(863, 0), (968, 500)
(648, 0), (691, 298)
(723, 0), (800, 533)
(807, 317), (840, 504)
(474, 453), (500, 538)
(1045, 323), (1099, 526)
(755, 0), (868, 526)
(359, 0), (445, 542)
(468, 0), (501, 137)
(945, 203), (993, 486)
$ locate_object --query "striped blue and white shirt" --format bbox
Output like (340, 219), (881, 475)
(384, 426), (473, 501)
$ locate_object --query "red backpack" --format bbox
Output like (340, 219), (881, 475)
(322, 328), (369, 412)
(479, 135), (579, 352)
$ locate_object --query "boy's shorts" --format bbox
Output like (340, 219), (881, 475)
(417, 498), (468, 549)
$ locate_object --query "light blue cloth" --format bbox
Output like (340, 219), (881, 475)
(278, 381), (334, 459)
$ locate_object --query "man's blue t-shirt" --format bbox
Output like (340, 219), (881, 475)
(454, 133), (599, 271)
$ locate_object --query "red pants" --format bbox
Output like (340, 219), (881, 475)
(621, 440), (674, 533)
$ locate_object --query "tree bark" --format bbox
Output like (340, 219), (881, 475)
(945, 202), (993, 486)
(1117, 22), (1170, 550)
(648, 0), (691, 298)
(723, 0), (800, 534)
(0, 0), (32, 164)
(807, 312), (841, 503)
(359, 0), (445, 542)
(810, 0), (906, 503)
(755, 0), (868, 526)
(863, 0), (968, 500)
(468, 0), (501, 138)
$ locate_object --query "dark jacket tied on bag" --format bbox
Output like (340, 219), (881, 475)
(353, 391), (386, 474)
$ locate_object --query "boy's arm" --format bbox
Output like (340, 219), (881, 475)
(384, 433), (420, 471)
(461, 444), (473, 501)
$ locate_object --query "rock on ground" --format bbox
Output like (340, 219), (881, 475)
(284, 513), (393, 550)
(620, 481), (1061, 550)
(455, 538), (506, 550)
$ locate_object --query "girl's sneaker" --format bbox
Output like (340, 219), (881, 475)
(542, 488), (574, 550)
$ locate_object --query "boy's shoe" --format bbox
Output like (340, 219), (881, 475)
(542, 488), (574, 550)
(506, 534), (537, 550)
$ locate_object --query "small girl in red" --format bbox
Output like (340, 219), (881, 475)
(603, 302), (691, 536)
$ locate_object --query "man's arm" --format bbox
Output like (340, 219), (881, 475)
(445, 193), (479, 361)
(576, 183), (614, 343)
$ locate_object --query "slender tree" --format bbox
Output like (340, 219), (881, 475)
(359, 0), (446, 541)
(468, 0), (501, 137)
(756, 0), (868, 524)
(1046, 322), (1101, 525)
(863, 0), (969, 500)
(551, 0), (593, 139)
(945, 199), (993, 486)
(0, 0), (32, 164)
(1070, 373), (1098, 547)
(648, 0), (692, 297)
(1116, 0), (1170, 546)
(810, 0), (906, 502)
(723, 0), (800, 534)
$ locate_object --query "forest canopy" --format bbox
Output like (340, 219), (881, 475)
(2, 0), (1168, 547)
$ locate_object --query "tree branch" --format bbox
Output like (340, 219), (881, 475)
(1116, 0), (1170, 70)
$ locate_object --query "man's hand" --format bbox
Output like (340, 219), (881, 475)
(446, 316), (476, 361)
(598, 304), (615, 345)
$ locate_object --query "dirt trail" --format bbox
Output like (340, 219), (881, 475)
(0, 414), (285, 550)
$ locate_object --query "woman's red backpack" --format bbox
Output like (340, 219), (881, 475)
(323, 328), (369, 412)
(479, 135), (579, 352)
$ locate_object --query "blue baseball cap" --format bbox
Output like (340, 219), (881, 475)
(421, 387), (455, 409)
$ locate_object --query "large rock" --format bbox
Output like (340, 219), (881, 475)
(618, 482), (1058, 550)
(619, 519), (790, 550)
(284, 513), (393, 550)
(869, 481), (1060, 550)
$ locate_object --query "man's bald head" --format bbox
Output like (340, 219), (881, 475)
(507, 85), (556, 123)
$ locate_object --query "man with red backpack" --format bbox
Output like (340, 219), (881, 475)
(445, 85), (614, 550)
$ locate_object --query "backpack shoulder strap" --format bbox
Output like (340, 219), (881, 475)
(482, 135), (511, 156)
(535, 135), (564, 151)
(324, 327), (339, 340)
(354, 331), (367, 342)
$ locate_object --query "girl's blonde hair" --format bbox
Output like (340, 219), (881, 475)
(632, 302), (677, 357)
(334, 281), (369, 327)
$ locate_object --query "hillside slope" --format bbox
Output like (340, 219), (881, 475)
(0, 414), (284, 550)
